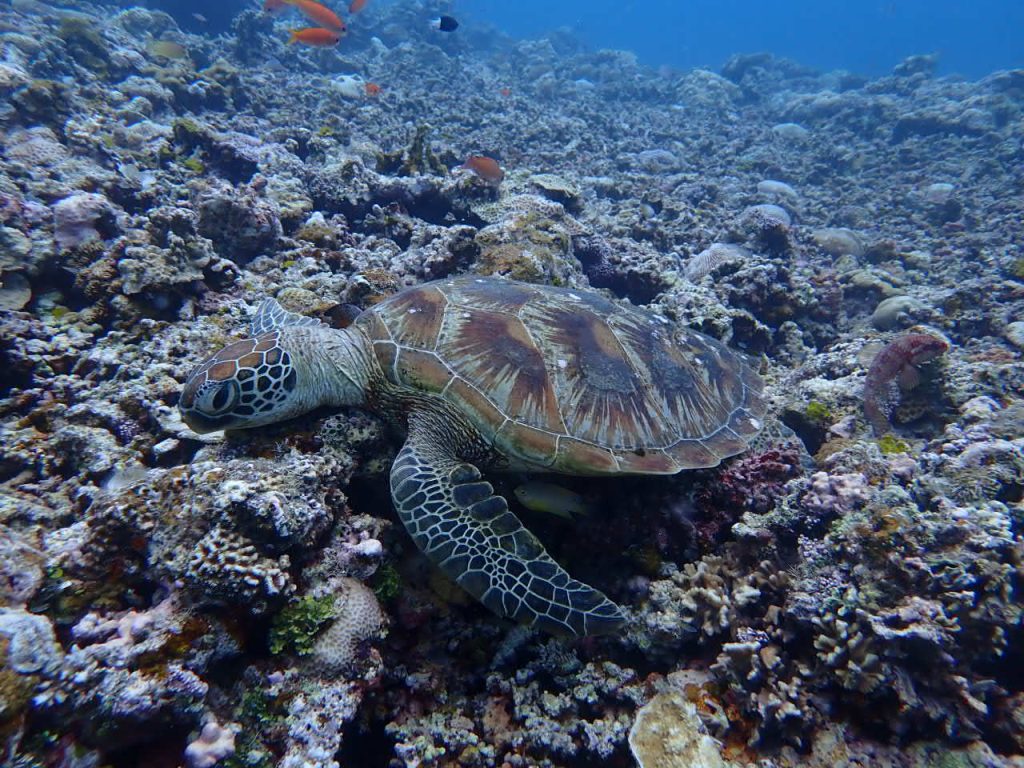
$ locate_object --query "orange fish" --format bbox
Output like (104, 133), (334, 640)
(499, 87), (511, 97)
(463, 155), (504, 184)
(365, 82), (382, 96)
(349, 0), (367, 12)
(281, 0), (346, 32)
(287, 27), (341, 46)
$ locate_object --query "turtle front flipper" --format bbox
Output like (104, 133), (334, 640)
(389, 417), (625, 637)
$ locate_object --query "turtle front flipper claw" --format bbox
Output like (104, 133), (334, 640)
(389, 414), (625, 638)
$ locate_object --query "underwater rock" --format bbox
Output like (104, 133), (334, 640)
(52, 192), (120, 252)
(634, 149), (680, 173)
(0, 271), (31, 310)
(771, 122), (810, 141)
(629, 690), (731, 768)
(195, 180), (282, 265)
(736, 204), (792, 254)
(870, 294), (930, 330)
(0, 609), (61, 676)
(185, 719), (238, 768)
(757, 179), (799, 207)
(529, 173), (582, 211)
(1004, 320), (1024, 349)
(685, 243), (749, 282)
(331, 74), (365, 99)
(812, 227), (864, 257)
(305, 577), (386, 676)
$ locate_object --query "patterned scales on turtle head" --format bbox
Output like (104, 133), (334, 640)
(179, 277), (767, 637)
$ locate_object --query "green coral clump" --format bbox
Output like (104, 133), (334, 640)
(1008, 258), (1024, 281)
(371, 563), (402, 602)
(377, 124), (448, 177)
(475, 212), (573, 284)
(11, 80), (72, 127)
(876, 433), (911, 455)
(57, 17), (111, 75)
(804, 400), (833, 425)
(180, 155), (205, 174)
(172, 117), (209, 150)
(0, 638), (35, 728)
(294, 223), (336, 247)
(268, 595), (337, 655)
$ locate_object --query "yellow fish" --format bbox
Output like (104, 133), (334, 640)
(513, 482), (591, 520)
(145, 40), (189, 60)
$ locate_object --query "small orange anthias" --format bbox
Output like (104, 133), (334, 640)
(349, 0), (368, 13)
(265, 0), (348, 47)
(463, 155), (504, 184)
(287, 27), (341, 46)
(280, 0), (346, 31)
(365, 82), (382, 97)
(499, 87), (512, 97)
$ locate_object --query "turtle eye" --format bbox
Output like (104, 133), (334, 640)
(197, 380), (239, 415)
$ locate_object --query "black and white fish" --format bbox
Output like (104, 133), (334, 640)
(430, 14), (459, 32)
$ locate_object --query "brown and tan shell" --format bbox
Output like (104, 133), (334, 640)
(355, 276), (765, 475)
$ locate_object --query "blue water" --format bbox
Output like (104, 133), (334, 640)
(463, 0), (1024, 78)
(160, 0), (1024, 78)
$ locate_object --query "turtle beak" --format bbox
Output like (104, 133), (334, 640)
(180, 409), (224, 434)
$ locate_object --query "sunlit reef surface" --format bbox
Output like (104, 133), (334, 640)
(0, 0), (1022, 766)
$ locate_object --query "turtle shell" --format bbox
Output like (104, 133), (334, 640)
(356, 276), (765, 475)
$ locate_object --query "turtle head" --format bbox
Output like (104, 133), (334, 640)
(180, 332), (309, 433)
(180, 299), (369, 433)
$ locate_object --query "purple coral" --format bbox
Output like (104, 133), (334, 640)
(863, 333), (949, 435)
(52, 192), (120, 251)
(694, 448), (803, 547)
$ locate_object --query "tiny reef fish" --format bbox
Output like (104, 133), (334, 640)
(514, 482), (591, 521)
(349, 0), (367, 13)
(281, 0), (346, 32)
(364, 81), (382, 96)
(463, 155), (504, 184)
(430, 14), (459, 32)
(863, 332), (949, 435)
(263, 0), (286, 13)
(145, 40), (189, 60)
(287, 27), (342, 46)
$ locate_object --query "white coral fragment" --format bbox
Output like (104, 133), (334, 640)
(628, 690), (733, 768)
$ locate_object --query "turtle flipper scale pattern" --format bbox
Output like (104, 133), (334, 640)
(389, 425), (625, 637)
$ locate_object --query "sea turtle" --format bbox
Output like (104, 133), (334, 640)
(180, 276), (766, 636)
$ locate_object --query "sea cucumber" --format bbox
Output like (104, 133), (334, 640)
(863, 333), (949, 435)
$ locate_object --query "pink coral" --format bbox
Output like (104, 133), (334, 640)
(694, 448), (802, 547)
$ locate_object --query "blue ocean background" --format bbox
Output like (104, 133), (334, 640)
(161, 0), (1024, 78)
(465, 0), (1024, 77)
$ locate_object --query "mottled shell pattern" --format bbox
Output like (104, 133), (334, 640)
(356, 277), (766, 474)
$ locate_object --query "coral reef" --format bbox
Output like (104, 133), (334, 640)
(0, 1), (1021, 765)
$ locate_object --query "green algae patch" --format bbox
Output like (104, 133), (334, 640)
(371, 562), (402, 603)
(268, 595), (337, 655)
(180, 155), (205, 174)
(876, 433), (911, 455)
(804, 400), (833, 425)
(57, 17), (111, 75)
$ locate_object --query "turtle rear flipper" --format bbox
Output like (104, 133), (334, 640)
(390, 414), (625, 637)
